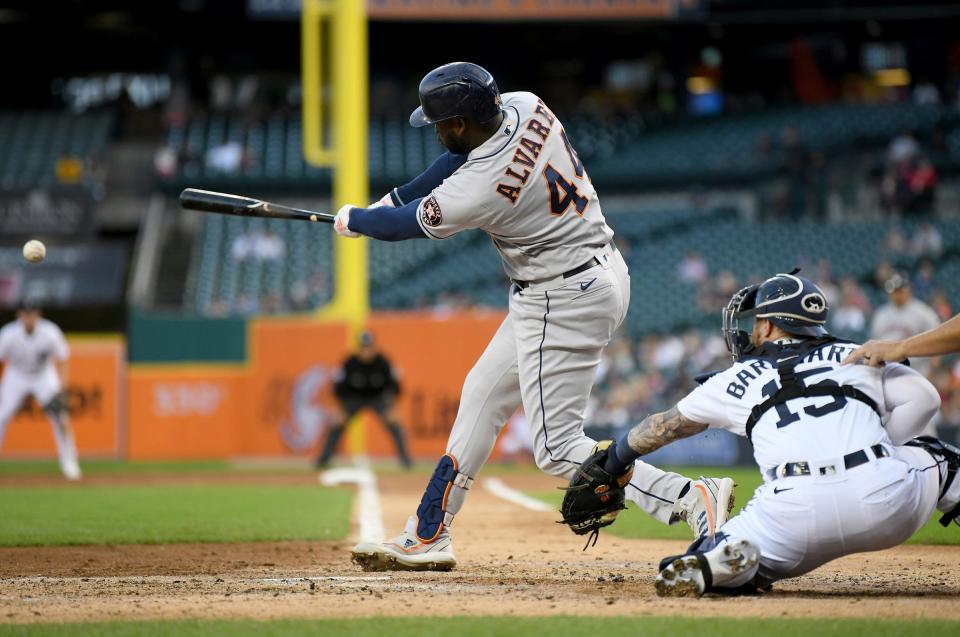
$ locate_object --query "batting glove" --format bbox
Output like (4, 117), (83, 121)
(334, 204), (361, 238)
(369, 192), (395, 209)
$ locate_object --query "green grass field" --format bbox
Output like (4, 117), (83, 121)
(0, 484), (352, 545)
(0, 459), (302, 476)
(533, 465), (960, 545)
(1, 616), (957, 637)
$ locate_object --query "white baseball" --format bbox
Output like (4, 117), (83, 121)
(22, 240), (46, 263)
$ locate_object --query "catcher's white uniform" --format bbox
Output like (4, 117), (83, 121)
(0, 318), (80, 479)
(674, 339), (957, 588)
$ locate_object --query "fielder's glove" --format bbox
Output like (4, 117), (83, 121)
(43, 390), (69, 417)
(559, 440), (634, 549)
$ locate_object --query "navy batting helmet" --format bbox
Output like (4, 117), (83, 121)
(723, 270), (830, 359)
(409, 62), (502, 128)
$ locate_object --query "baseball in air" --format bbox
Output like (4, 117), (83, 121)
(22, 240), (46, 263)
(310, 214), (318, 222)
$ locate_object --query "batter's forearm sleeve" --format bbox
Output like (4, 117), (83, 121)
(391, 152), (468, 205)
(348, 199), (427, 241)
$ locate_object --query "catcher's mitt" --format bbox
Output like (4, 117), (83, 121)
(559, 440), (634, 549)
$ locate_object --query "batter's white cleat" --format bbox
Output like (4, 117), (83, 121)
(669, 476), (735, 539)
(351, 516), (456, 572)
(655, 539), (759, 598)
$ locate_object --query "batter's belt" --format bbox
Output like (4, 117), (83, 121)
(512, 242), (617, 290)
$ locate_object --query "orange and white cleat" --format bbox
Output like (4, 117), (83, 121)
(351, 516), (456, 572)
(669, 476), (735, 539)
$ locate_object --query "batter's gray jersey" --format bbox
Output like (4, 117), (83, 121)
(414, 92), (614, 282)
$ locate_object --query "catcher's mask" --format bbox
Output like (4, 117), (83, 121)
(722, 269), (830, 361)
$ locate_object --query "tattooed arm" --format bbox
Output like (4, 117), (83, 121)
(625, 406), (709, 456)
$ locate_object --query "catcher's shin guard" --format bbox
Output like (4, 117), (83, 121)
(906, 436), (960, 526)
(415, 454), (473, 542)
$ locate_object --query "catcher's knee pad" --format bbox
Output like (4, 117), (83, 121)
(415, 454), (473, 542)
(907, 436), (960, 526)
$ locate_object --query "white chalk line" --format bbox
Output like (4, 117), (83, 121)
(319, 456), (385, 543)
(3, 575), (391, 585)
(483, 477), (553, 512)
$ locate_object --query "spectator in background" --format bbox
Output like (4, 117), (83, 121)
(677, 250), (708, 283)
(206, 140), (244, 174)
(910, 222), (943, 258)
(231, 229), (256, 262)
(887, 128), (919, 165)
(883, 227), (908, 255)
(870, 272), (940, 378)
(153, 145), (178, 179)
(236, 294), (259, 316)
(931, 290), (953, 322)
(831, 279), (869, 337)
(902, 157), (938, 215)
(873, 260), (895, 290)
(289, 280), (310, 311)
(912, 79), (941, 105)
(254, 229), (285, 262)
(814, 259), (839, 308)
(911, 260), (937, 302)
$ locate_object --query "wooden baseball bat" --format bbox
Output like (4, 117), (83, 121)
(179, 188), (335, 224)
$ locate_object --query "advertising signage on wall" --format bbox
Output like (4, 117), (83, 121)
(0, 243), (127, 308)
(0, 189), (94, 237)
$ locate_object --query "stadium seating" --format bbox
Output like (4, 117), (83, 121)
(0, 111), (114, 190)
(160, 102), (957, 192)
(184, 213), (334, 315)
(184, 197), (957, 347)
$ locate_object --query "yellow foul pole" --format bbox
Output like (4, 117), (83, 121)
(302, 0), (369, 452)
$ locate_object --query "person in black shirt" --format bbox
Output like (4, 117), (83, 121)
(316, 331), (412, 468)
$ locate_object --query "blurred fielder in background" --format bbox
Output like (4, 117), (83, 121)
(316, 330), (412, 469)
(0, 301), (80, 480)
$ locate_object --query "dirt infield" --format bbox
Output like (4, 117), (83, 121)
(2, 471), (959, 624)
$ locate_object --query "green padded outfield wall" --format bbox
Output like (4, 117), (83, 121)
(128, 310), (246, 363)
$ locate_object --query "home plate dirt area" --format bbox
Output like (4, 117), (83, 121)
(1, 472), (958, 624)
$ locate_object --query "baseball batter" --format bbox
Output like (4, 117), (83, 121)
(594, 272), (959, 596)
(334, 62), (734, 571)
(0, 302), (80, 480)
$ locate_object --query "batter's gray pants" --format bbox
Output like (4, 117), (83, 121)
(441, 246), (689, 524)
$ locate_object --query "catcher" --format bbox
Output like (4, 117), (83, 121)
(564, 271), (959, 596)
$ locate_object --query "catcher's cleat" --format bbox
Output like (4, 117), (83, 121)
(351, 516), (456, 572)
(655, 539), (759, 598)
(669, 476), (735, 539)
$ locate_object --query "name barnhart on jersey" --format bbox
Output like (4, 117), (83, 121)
(725, 342), (858, 399)
(495, 99), (556, 205)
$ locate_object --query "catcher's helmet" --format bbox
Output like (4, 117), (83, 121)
(409, 62), (502, 128)
(723, 270), (830, 359)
